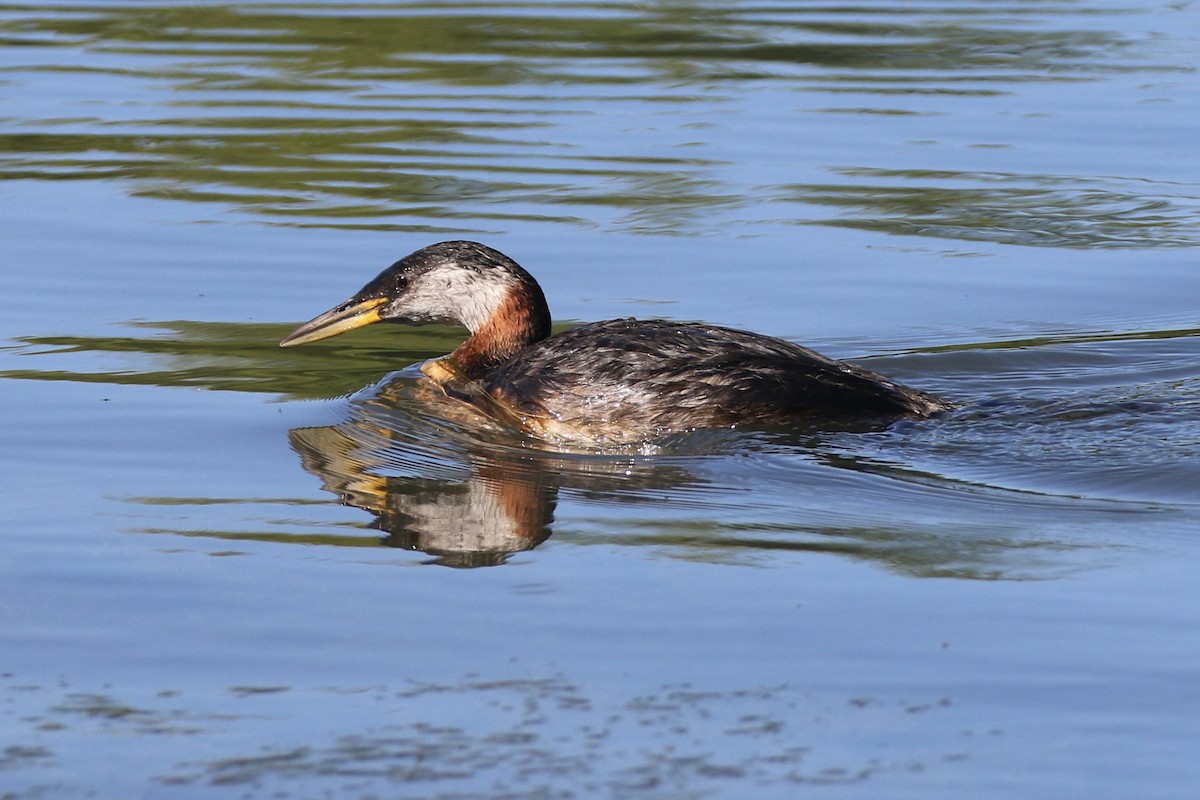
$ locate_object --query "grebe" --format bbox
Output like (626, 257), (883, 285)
(280, 241), (951, 445)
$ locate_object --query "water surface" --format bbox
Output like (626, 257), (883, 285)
(2, 1), (1199, 798)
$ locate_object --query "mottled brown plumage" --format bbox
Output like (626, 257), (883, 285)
(281, 241), (952, 445)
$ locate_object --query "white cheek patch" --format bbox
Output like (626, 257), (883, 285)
(395, 265), (515, 331)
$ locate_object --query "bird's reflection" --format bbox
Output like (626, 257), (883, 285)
(284, 372), (1099, 579)
(289, 426), (554, 567)
(287, 372), (701, 567)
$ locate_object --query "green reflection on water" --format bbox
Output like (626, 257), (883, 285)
(916, 325), (1200, 353)
(3, 3), (1134, 78)
(0, 319), (591, 398)
(140, 526), (388, 549)
(4, 1), (1189, 241)
(789, 168), (1200, 249)
(0, 320), (443, 398)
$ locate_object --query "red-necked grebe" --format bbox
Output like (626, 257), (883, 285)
(280, 241), (952, 445)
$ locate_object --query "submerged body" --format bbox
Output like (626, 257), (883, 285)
(281, 241), (951, 445)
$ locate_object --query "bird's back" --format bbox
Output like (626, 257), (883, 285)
(478, 319), (948, 444)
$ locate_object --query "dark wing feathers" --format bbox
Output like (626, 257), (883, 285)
(485, 319), (947, 430)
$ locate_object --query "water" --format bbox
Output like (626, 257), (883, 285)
(2, 1), (1199, 797)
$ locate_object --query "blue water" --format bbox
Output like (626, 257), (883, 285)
(2, 1), (1200, 798)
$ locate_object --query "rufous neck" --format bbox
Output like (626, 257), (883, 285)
(448, 285), (551, 379)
